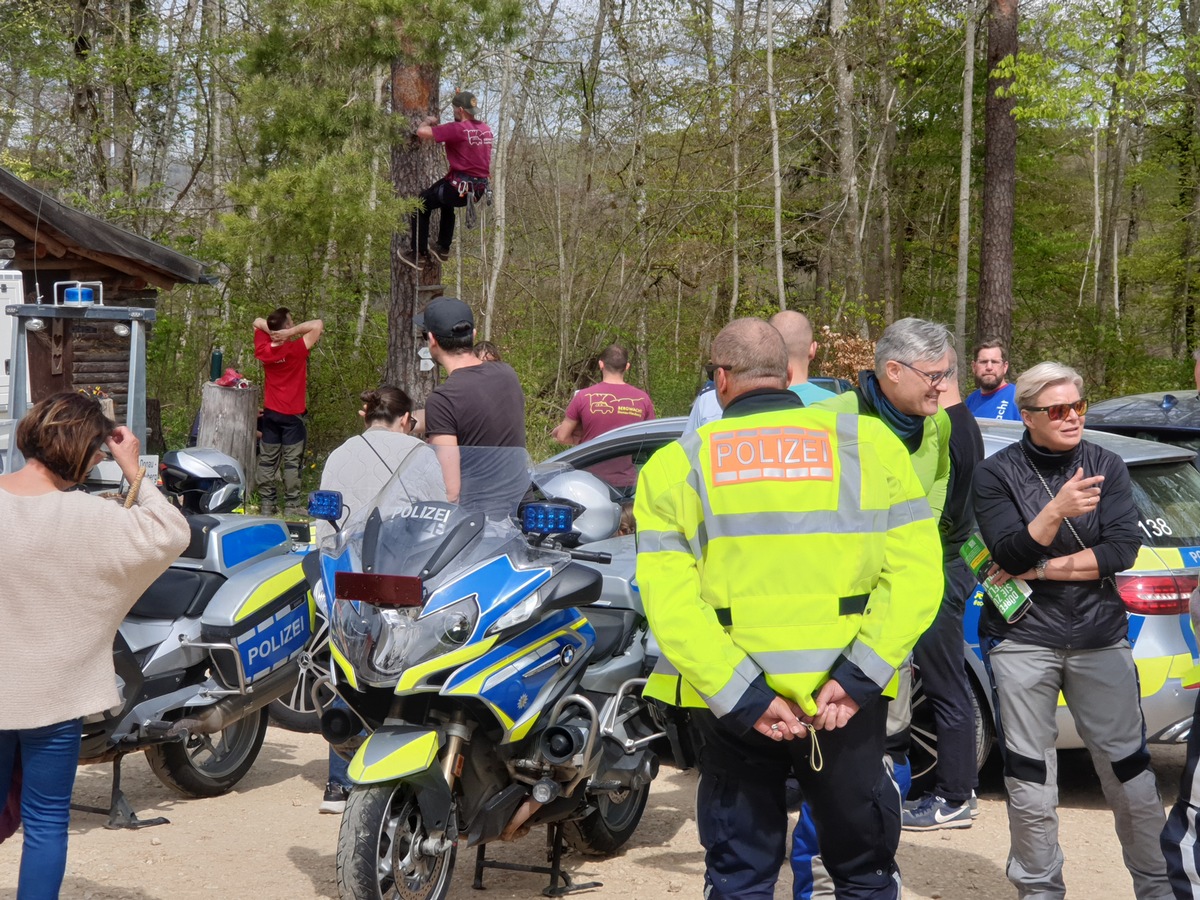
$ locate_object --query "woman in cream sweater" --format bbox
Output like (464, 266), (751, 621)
(0, 393), (189, 899)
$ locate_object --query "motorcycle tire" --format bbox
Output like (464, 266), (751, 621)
(337, 781), (456, 900)
(563, 780), (650, 856)
(145, 708), (269, 798)
(268, 619), (334, 734)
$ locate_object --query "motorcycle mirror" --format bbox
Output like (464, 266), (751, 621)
(308, 490), (344, 524)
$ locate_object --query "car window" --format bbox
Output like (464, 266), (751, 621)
(1128, 462), (1200, 546)
(577, 436), (677, 498)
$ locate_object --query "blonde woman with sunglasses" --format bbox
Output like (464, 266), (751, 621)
(971, 362), (1171, 900)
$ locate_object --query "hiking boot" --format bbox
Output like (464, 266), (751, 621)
(284, 505), (309, 518)
(259, 501), (277, 517)
(320, 782), (349, 815)
(901, 794), (972, 831)
(397, 247), (423, 270)
(428, 242), (451, 263)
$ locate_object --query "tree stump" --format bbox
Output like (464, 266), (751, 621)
(197, 382), (260, 493)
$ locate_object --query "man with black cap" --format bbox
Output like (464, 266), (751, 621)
(416, 297), (526, 514)
(404, 91), (493, 267)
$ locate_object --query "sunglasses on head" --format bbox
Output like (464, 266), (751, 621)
(704, 363), (732, 380)
(1023, 399), (1088, 421)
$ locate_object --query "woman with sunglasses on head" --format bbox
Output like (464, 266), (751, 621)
(312, 385), (446, 815)
(0, 393), (189, 899)
(971, 362), (1171, 900)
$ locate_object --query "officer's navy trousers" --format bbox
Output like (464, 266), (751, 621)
(692, 699), (901, 900)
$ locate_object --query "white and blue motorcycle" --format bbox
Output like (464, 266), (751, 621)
(307, 448), (665, 900)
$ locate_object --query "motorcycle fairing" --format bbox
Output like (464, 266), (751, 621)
(441, 611), (596, 744)
(348, 725), (441, 784)
(221, 522), (293, 568)
(390, 554), (556, 693)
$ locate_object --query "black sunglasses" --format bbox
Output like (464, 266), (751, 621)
(1022, 399), (1088, 422)
(704, 363), (733, 380)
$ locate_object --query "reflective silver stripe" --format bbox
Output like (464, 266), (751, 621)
(706, 508), (890, 539)
(889, 496), (933, 526)
(697, 655), (762, 718)
(638, 530), (693, 554)
(753, 648), (842, 675)
(835, 414), (862, 512)
(652, 655), (680, 677)
(846, 641), (895, 689)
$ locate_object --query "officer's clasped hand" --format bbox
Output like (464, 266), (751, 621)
(754, 696), (809, 742)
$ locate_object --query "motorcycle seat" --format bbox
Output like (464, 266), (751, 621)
(585, 606), (639, 662)
(128, 568), (227, 620)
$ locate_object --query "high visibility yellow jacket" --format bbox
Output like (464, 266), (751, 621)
(635, 392), (943, 728)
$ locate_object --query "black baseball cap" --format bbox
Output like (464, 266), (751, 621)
(451, 91), (479, 115)
(415, 297), (474, 340)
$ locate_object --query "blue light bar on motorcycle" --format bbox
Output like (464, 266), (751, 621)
(308, 490), (344, 522)
(335, 571), (423, 607)
(522, 502), (574, 535)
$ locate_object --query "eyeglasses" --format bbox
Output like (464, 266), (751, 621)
(1023, 399), (1088, 421)
(704, 362), (733, 380)
(896, 359), (956, 388)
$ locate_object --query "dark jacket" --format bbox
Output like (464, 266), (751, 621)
(971, 432), (1140, 649)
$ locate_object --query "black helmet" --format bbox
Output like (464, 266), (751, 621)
(161, 447), (246, 515)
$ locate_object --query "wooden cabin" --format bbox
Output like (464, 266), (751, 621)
(0, 168), (210, 445)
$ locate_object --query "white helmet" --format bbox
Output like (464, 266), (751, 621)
(537, 469), (621, 544)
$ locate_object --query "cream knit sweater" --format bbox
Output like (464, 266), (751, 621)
(0, 482), (190, 730)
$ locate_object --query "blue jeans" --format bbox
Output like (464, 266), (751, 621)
(327, 697), (352, 789)
(0, 719), (84, 900)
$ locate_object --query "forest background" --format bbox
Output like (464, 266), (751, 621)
(3, 0), (1199, 461)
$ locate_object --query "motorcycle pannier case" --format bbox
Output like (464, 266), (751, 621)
(199, 556), (312, 689)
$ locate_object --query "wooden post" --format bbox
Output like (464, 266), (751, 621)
(197, 383), (260, 493)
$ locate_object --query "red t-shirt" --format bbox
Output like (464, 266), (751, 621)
(254, 331), (310, 415)
(431, 120), (493, 178)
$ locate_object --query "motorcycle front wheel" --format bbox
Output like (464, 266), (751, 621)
(563, 780), (651, 856)
(337, 781), (457, 900)
(145, 707), (269, 798)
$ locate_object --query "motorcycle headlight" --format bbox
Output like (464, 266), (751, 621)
(331, 597), (479, 685)
(312, 578), (329, 619)
(486, 590), (542, 636)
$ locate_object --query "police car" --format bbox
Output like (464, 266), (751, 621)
(539, 415), (1200, 786)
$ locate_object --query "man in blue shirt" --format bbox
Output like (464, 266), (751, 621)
(770, 310), (837, 406)
(965, 340), (1020, 420)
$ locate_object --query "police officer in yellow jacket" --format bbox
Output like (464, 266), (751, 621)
(635, 318), (942, 900)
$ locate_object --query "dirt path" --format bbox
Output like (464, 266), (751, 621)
(0, 728), (1186, 899)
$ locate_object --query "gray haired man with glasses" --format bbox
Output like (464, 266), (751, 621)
(793, 318), (966, 897)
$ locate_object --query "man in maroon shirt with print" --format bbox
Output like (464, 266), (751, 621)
(404, 91), (493, 267)
(253, 307), (323, 516)
(552, 344), (655, 487)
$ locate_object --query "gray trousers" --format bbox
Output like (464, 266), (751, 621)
(984, 639), (1171, 900)
(256, 440), (304, 507)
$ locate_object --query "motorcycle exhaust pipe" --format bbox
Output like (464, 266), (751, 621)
(186, 664), (300, 735)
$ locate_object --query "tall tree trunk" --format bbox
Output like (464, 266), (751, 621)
(830, 0), (864, 330)
(977, 0), (1018, 349)
(955, 0), (978, 356)
(1179, 0), (1200, 351)
(727, 0), (745, 321)
(1096, 0), (1136, 328)
(767, 0), (787, 309)
(384, 53), (442, 404)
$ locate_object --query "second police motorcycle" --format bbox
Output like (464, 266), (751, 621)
(306, 447), (667, 900)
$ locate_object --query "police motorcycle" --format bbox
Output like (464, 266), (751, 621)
(73, 446), (313, 829)
(307, 447), (664, 900)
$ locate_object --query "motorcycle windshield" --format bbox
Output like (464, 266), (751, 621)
(330, 445), (560, 591)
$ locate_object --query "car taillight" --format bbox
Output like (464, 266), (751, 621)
(1117, 573), (1196, 615)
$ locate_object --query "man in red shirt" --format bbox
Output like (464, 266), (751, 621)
(253, 307), (323, 516)
(404, 91), (493, 267)
(552, 344), (655, 488)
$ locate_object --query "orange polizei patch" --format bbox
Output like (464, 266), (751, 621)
(709, 426), (834, 485)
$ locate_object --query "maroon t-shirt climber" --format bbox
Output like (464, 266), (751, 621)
(431, 120), (493, 179)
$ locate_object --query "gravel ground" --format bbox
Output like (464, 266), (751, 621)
(0, 728), (1188, 899)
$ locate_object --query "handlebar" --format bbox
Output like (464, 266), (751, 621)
(569, 548), (612, 565)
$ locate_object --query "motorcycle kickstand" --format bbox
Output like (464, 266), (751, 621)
(70, 753), (170, 830)
(471, 823), (601, 897)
